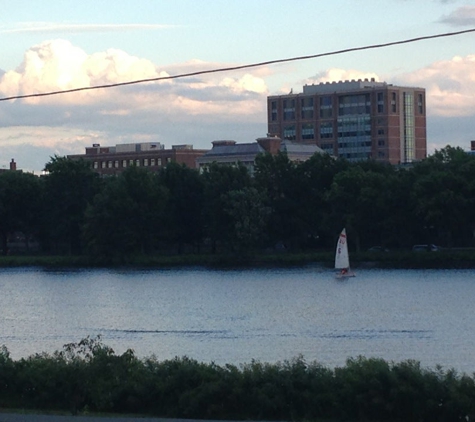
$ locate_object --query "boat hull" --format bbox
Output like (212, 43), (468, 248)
(335, 271), (356, 280)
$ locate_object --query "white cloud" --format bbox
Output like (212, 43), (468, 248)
(0, 39), (269, 171)
(395, 54), (475, 117)
(305, 68), (380, 85)
(0, 22), (176, 34)
(439, 6), (475, 26)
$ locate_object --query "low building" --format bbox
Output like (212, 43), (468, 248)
(196, 136), (326, 174)
(68, 142), (208, 176)
(0, 159), (18, 173)
(469, 140), (475, 156)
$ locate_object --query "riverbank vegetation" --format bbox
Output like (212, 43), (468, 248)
(1, 337), (474, 421)
(1, 145), (475, 264)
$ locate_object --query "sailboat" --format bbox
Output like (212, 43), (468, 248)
(335, 228), (355, 279)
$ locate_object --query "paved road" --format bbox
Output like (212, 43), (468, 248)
(0, 414), (226, 422)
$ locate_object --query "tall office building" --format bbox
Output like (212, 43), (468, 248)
(267, 79), (426, 164)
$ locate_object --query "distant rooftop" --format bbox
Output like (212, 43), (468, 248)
(303, 78), (388, 95)
(204, 141), (265, 157)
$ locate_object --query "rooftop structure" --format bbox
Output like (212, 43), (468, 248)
(0, 159), (18, 173)
(196, 136), (326, 175)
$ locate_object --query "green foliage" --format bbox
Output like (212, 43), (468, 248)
(42, 156), (100, 254)
(2, 147), (475, 257)
(223, 187), (271, 253)
(201, 162), (252, 252)
(0, 171), (42, 255)
(157, 162), (204, 253)
(82, 166), (167, 259)
(1, 338), (475, 420)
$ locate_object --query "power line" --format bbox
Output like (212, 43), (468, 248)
(1, 28), (475, 102)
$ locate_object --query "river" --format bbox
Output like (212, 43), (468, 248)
(0, 266), (474, 374)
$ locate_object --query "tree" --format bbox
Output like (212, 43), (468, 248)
(0, 171), (42, 255)
(326, 164), (393, 250)
(42, 156), (100, 254)
(201, 163), (252, 253)
(223, 187), (271, 253)
(82, 166), (167, 258)
(296, 153), (350, 248)
(411, 146), (475, 246)
(158, 163), (204, 254)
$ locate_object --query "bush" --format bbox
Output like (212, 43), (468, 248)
(1, 338), (475, 420)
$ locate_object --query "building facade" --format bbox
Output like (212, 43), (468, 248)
(469, 140), (475, 156)
(267, 79), (426, 164)
(68, 142), (208, 176)
(196, 136), (326, 175)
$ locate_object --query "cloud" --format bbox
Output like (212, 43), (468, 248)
(0, 22), (176, 34)
(439, 6), (475, 26)
(0, 39), (269, 171)
(394, 54), (475, 117)
(304, 68), (380, 87)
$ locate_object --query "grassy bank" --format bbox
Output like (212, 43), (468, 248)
(1, 337), (474, 421)
(0, 249), (474, 269)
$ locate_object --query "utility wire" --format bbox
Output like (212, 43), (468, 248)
(1, 28), (475, 102)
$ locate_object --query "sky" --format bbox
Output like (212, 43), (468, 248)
(1, 0), (475, 173)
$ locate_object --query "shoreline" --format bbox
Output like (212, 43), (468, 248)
(0, 249), (474, 270)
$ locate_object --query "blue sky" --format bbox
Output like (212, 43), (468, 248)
(1, 0), (475, 172)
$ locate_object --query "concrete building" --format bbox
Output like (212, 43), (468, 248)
(68, 142), (208, 176)
(196, 136), (326, 175)
(267, 79), (426, 164)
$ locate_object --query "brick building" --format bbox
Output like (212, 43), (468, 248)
(267, 79), (426, 164)
(68, 142), (208, 176)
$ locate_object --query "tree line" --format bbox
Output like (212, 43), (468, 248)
(1, 145), (474, 258)
(1, 336), (474, 420)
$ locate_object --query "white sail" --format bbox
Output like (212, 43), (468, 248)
(335, 228), (350, 269)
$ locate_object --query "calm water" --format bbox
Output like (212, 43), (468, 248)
(0, 266), (474, 373)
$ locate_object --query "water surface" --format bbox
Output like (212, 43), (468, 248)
(0, 267), (474, 373)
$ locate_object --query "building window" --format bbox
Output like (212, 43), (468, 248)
(320, 121), (333, 139)
(300, 97), (314, 119)
(403, 92), (415, 163)
(136, 159), (141, 166)
(101, 161), (106, 168)
(283, 125), (296, 140)
(377, 129), (385, 135)
(391, 92), (397, 112)
(129, 159), (134, 166)
(320, 96), (332, 118)
(418, 93), (424, 114)
(337, 115), (372, 162)
(321, 143), (334, 151)
(302, 123), (314, 140)
(144, 158), (149, 166)
(93, 162), (98, 169)
(377, 92), (384, 113)
(283, 99), (295, 120)
(107, 161), (112, 168)
(114, 160), (119, 168)
(339, 94), (371, 116)
(378, 139), (385, 146)
(122, 160), (127, 168)
(151, 158), (156, 166)
(271, 101), (277, 121)
(157, 158), (162, 166)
